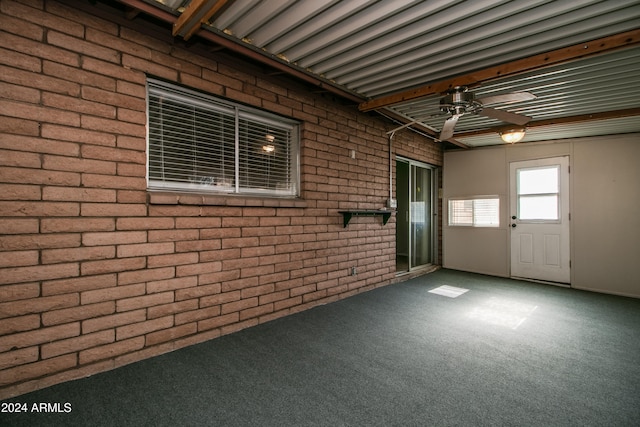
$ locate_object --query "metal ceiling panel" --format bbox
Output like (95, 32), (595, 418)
(455, 117), (640, 147)
(347, 2), (640, 96)
(139, 0), (640, 148)
(183, 0), (640, 97)
(385, 45), (640, 146)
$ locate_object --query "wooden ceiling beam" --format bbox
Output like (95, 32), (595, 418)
(359, 29), (640, 112)
(116, 0), (365, 103)
(196, 30), (366, 104)
(124, 8), (140, 20)
(452, 108), (640, 138)
(173, 0), (228, 41)
(118, 0), (177, 23)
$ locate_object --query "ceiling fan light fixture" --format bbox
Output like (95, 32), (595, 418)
(500, 128), (526, 144)
(436, 86), (535, 142)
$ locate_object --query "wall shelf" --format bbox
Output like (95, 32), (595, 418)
(338, 210), (393, 227)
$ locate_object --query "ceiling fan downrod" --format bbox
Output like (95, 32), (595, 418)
(440, 86), (478, 115)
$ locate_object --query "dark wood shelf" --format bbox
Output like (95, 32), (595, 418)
(338, 210), (393, 227)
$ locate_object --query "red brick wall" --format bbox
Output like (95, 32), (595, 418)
(0, 0), (442, 398)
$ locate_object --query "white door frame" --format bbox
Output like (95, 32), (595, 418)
(509, 156), (570, 284)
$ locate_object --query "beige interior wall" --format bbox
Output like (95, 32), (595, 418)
(442, 148), (509, 276)
(571, 135), (640, 297)
(443, 134), (640, 298)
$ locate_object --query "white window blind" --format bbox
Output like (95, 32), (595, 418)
(449, 198), (500, 227)
(147, 79), (299, 197)
(449, 199), (474, 225)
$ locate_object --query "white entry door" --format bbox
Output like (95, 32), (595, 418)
(510, 157), (570, 284)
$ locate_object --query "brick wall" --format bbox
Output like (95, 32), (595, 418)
(0, 0), (442, 398)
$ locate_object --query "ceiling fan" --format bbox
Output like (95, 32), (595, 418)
(438, 86), (536, 140)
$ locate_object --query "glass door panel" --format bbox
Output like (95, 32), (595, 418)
(410, 164), (432, 268)
(395, 160), (410, 272)
(517, 166), (560, 221)
(396, 158), (436, 272)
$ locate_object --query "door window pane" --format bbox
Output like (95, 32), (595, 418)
(519, 195), (558, 220)
(517, 166), (560, 221)
(518, 167), (558, 194)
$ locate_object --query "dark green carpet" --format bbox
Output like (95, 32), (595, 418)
(2, 269), (640, 426)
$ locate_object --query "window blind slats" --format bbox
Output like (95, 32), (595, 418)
(449, 200), (473, 225)
(238, 120), (291, 192)
(449, 198), (499, 227)
(147, 80), (298, 196)
(473, 199), (500, 226)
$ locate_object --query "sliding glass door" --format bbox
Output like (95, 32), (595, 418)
(396, 158), (437, 272)
(411, 163), (432, 268)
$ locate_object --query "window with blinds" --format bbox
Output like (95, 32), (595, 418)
(448, 198), (500, 227)
(147, 79), (299, 197)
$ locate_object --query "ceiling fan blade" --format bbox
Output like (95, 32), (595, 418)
(480, 107), (532, 125)
(439, 114), (461, 140)
(476, 91), (536, 106)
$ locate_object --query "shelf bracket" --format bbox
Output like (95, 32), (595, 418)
(338, 210), (392, 228)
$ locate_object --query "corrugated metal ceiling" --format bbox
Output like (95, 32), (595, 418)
(387, 45), (640, 132)
(456, 116), (640, 147)
(140, 0), (640, 147)
(200, 0), (640, 96)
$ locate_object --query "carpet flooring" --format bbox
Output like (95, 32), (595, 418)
(2, 269), (639, 426)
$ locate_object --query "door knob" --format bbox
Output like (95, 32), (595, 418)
(511, 223), (517, 228)
(511, 215), (517, 220)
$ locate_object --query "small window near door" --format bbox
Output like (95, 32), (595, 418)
(448, 198), (500, 227)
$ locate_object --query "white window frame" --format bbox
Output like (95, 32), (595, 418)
(516, 165), (561, 223)
(448, 197), (500, 227)
(146, 78), (300, 197)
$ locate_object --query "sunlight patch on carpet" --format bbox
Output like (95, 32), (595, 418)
(467, 297), (538, 329)
(428, 285), (469, 298)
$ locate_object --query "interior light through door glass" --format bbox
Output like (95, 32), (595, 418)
(519, 195), (558, 220)
(517, 166), (560, 220)
(518, 167), (558, 194)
